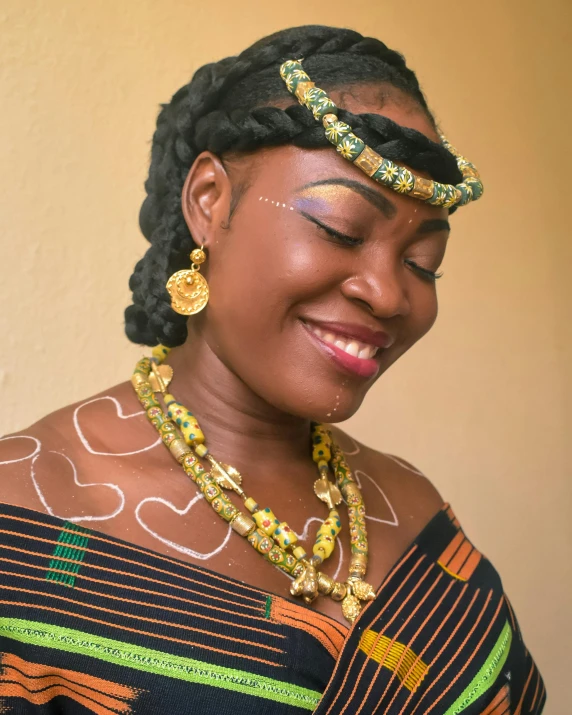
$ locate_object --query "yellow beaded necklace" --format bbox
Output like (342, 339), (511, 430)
(131, 346), (376, 623)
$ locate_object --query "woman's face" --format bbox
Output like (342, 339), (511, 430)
(188, 93), (450, 422)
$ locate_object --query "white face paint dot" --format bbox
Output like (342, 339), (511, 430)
(265, 198), (269, 201)
(282, 203), (286, 207)
(290, 206), (294, 210)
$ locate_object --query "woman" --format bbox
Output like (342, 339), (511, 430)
(0, 24), (545, 714)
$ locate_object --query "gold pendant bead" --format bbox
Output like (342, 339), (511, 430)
(190, 248), (206, 265)
(316, 571), (335, 595)
(230, 512), (256, 537)
(148, 363), (173, 393)
(169, 438), (192, 463)
(348, 578), (376, 602)
(330, 581), (348, 602)
(349, 553), (368, 579)
(341, 592), (362, 623)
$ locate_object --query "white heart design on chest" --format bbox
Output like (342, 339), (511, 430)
(135, 494), (231, 560)
(73, 396), (161, 456)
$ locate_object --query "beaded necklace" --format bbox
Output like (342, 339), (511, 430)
(131, 346), (376, 623)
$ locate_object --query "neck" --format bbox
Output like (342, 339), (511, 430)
(165, 335), (312, 473)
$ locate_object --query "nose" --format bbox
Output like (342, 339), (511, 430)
(340, 262), (411, 319)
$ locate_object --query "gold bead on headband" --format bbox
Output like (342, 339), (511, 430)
(279, 59), (483, 209)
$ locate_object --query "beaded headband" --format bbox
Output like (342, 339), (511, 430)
(279, 60), (483, 210)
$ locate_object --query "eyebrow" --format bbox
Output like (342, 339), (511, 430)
(297, 178), (397, 219)
(296, 177), (451, 234)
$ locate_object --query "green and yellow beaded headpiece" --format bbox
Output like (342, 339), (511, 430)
(280, 59), (483, 210)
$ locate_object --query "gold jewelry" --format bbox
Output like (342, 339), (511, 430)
(166, 246), (209, 316)
(131, 351), (376, 623)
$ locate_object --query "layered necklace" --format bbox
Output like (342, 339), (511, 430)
(131, 346), (376, 623)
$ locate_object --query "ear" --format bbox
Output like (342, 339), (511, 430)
(181, 151), (232, 249)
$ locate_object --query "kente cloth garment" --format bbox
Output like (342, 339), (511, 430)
(0, 502), (545, 714)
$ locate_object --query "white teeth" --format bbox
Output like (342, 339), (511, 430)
(345, 342), (360, 358)
(358, 346), (376, 360)
(307, 324), (379, 360)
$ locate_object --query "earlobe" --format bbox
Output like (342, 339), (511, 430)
(181, 151), (230, 248)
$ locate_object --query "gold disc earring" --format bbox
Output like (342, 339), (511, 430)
(166, 247), (209, 316)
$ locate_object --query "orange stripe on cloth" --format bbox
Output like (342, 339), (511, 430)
(0, 682), (125, 715)
(0, 513), (267, 601)
(0, 582), (283, 655)
(322, 548), (424, 715)
(530, 667), (542, 710)
(438, 530), (481, 581)
(0, 557), (265, 620)
(513, 660), (536, 715)
(1, 652), (137, 701)
(447, 540), (474, 575)
(478, 684), (510, 714)
(395, 585), (475, 715)
(0, 566), (284, 642)
(0, 600), (282, 669)
(270, 597), (346, 659)
(336, 561), (436, 715)
(438, 531), (464, 568)
(0, 545), (263, 613)
(421, 594), (505, 715)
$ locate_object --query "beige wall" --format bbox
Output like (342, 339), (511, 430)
(1, 0), (570, 710)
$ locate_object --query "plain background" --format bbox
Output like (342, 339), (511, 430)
(0, 0), (570, 711)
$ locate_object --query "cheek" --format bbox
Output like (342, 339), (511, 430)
(203, 210), (325, 352)
(413, 286), (439, 335)
(397, 283), (439, 356)
(207, 208), (332, 325)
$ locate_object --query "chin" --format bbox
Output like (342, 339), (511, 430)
(274, 384), (368, 424)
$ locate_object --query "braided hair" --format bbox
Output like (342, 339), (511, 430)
(125, 25), (463, 348)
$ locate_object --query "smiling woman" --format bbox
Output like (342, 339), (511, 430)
(0, 24), (545, 715)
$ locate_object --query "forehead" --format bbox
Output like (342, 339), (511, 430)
(234, 85), (445, 216)
(329, 84), (440, 143)
(240, 100), (446, 220)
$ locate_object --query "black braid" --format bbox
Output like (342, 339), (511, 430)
(125, 25), (463, 347)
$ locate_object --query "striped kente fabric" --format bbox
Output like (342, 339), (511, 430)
(0, 502), (545, 714)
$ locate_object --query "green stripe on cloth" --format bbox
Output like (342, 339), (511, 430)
(46, 522), (91, 587)
(0, 618), (321, 710)
(444, 620), (512, 715)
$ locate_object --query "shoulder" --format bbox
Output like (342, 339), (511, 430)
(0, 381), (146, 513)
(329, 424), (444, 531)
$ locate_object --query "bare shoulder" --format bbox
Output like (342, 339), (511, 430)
(0, 398), (71, 511)
(0, 381), (149, 514)
(329, 425), (444, 537)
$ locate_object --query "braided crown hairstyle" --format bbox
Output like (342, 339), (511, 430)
(125, 25), (463, 348)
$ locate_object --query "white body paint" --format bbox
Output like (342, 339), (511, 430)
(1, 396), (400, 570)
(31, 450), (125, 523)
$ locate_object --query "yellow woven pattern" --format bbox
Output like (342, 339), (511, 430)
(359, 630), (429, 692)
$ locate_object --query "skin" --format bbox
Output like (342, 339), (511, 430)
(0, 86), (449, 625)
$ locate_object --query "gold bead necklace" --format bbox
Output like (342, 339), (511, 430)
(131, 347), (376, 623)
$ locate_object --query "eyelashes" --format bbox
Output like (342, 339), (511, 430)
(404, 259), (443, 282)
(301, 212), (443, 282)
(300, 211), (363, 246)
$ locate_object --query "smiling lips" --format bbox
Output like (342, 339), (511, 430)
(304, 320), (393, 379)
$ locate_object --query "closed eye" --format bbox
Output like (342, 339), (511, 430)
(404, 259), (443, 282)
(300, 211), (363, 247)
